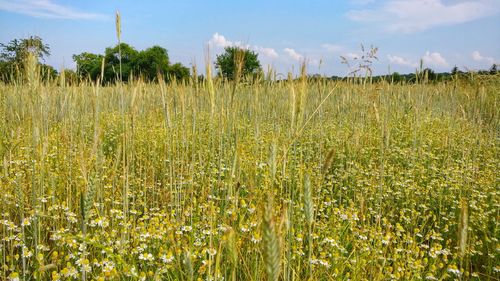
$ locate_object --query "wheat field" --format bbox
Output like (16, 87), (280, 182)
(0, 65), (499, 280)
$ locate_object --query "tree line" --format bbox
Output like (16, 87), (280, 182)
(0, 36), (192, 83)
(0, 36), (263, 84)
(0, 36), (497, 84)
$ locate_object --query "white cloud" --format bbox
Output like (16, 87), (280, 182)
(343, 52), (360, 60)
(283, 48), (304, 61)
(0, 0), (107, 20)
(346, 0), (500, 33)
(321, 44), (344, 53)
(209, 33), (249, 49)
(422, 51), (449, 68)
(255, 46), (279, 59)
(387, 54), (418, 67)
(387, 52), (449, 69)
(209, 33), (232, 48)
(349, 0), (375, 5)
(208, 33), (278, 59)
(472, 51), (496, 64)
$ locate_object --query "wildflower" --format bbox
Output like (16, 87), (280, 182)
(8, 272), (20, 281)
(21, 217), (31, 226)
(161, 251), (175, 264)
(296, 234), (303, 242)
(206, 248), (217, 256)
(76, 258), (91, 273)
(251, 232), (262, 243)
(447, 265), (461, 277)
(51, 271), (60, 281)
(194, 239), (203, 247)
(22, 246), (33, 258)
(139, 252), (155, 261)
(182, 226), (192, 232)
(102, 260), (116, 273)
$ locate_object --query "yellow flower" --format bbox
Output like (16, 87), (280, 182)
(9, 272), (20, 281)
(51, 251), (58, 261)
(51, 270), (60, 281)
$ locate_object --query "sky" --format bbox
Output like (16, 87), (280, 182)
(0, 0), (499, 76)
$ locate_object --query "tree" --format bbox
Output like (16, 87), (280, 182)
(168, 63), (190, 81)
(0, 36), (52, 82)
(134, 46), (169, 81)
(72, 42), (190, 84)
(490, 64), (498, 75)
(40, 64), (57, 81)
(73, 52), (104, 81)
(103, 43), (138, 82)
(391, 72), (402, 83)
(0, 36), (50, 65)
(215, 47), (261, 79)
(423, 68), (436, 81)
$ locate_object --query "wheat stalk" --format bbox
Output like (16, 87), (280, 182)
(458, 198), (469, 258)
(263, 197), (281, 281)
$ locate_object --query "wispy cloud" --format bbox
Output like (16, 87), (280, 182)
(346, 0), (500, 33)
(254, 46), (278, 59)
(0, 0), (107, 20)
(321, 44), (344, 53)
(387, 52), (449, 69)
(472, 51), (496, 65)
(283, 48), (303, 61)
(349, 0), (375, 5)
(208, 33), (278, 59)
(422, 51), (448, 68)
(387, 54), (418, 68)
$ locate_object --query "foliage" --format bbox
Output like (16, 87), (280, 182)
(489, 64), (498, 74)
(40, 64), (58, 81)
(215, 46), (261, 79)
(104, 43), (139, 82)
(423, 68), (436, 81)
(134, 46), (169, 81)
(168, 62), (190, 82)
(0, 36), (50, 64)
(72, 43), (189, 83)
(72, 52), (104, 81)
(0, 36), (52, 82)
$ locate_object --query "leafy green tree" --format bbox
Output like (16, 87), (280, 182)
(73, 52), (104, 81)
(168, 63), (190, 81)
(0, 36), (50, 65)
(0, 36), (51, 82)
(423, 68), (436, 81)
(134, 46), (169, 81)
(215, 47), (261, 79)
(0, 60), (12, 82)
(40, 64), (58, 81)
(391, 72), (402, 83)
(490, 64), (498, 74)
(104, 43), (139, 82)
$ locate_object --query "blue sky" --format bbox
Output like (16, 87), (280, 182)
(0, 0), (499, 76)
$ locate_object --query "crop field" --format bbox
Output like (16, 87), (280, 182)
(0, 68), (498, 281)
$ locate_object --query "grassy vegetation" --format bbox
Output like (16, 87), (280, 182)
(0, 60), (498, 281)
